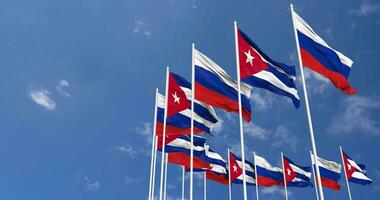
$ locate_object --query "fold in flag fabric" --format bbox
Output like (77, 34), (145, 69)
(204, 146), (229, 185)
(194, 48), (252, 122)
(293, 10), (357, 95)
(255, 154), (283, 187)
(159, 135), (212, 170)
(283, 155), (312, 187)
(342, 150), (372, 185)
(230, 152), (256, 185)
(237, 28), (300, 108)
(311, 153), (342, 190)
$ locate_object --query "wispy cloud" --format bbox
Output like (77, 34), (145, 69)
(261, 186), (292, 197)
(350, 1), (380, 16)
(56, 79), (71, 97)
(251, 92), (275, 111)
(83, 176), (100, 191)
(114, 143), (138, 158)
(328, 96), (380, 135)
(303, 68), (330, 94)
(272, 126), (298, 152)
(29, 88), (56, 111)
(133, 19), (152, 37)
(124, 176), (141, 184)
(212, 117), (224, 135)
(244, 123), (270, 140)
(136, 122), (153, 144)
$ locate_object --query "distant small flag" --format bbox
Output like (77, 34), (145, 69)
(230, 152), (256, 185)
(283, 155), (312, 187)
(292, 10), (357, 94)
(194, 48), (252, 122)
(254, 154), (283, 187)
(311, 153), (342, 190)
(236, 27), (300, 108)
(342, 150), (372, 185)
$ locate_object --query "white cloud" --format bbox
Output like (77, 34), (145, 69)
(328, 96), (380, 135)
(56, 79), (71, 97)
(272, 126), (298, 152)
(29, 88), (56, 111)
(251, 92), (275, 111)
(212, 118), (223, 135)
(124, 177), (141, 184)
(244, 123), (270, 140)
(83, 176), (100, 191)
(115, 143), (138, 158)
(136, 122), (153, 143)
(303, 68), (330, 94)
(350, 1), (380, 16)
(133, 19), (152, 37)
(261, 186), (292, 197)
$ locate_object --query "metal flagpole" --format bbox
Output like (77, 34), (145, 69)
(281, 152), (289, 200)
(149, 89), (159, 200)
(182, 166), (185, 200)
(310, 151), (320, 200)
(253, 152), (259, 200)
(190, 43), (196, 200)
(164, 153), (168, 200)
(340, 146), (353, 200)
(152, 135), (158, 200)
(233, 20), (248, 200)
(228, 148), (232, 200)
(290, 4), (324, 200)
(204, 172), (207, 200)
(159, 67), (170, 200)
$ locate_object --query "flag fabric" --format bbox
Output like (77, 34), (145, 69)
(230, 152), (256, 185)
(159, 135), (212, 170)
(236, 28), (300, 108)
(292, 10), (357, 95)
(194, 48), (252, 122)
(283, 155), (312, 187)
(255, 154), (283, 187)
(167, 73), (191, 117)
(205, 146), (229, 185)
(311, 154), (342, 190)
(342, 151), (372, 185)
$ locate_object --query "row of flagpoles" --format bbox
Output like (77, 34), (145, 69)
(146, 4), (371, 200)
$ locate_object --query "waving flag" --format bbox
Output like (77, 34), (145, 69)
(236, 27), (300, 108)
(194, 48), (252, 122)
(205, 147), (229, 185)
(311, 154), (342, 190)
(292, 10), (357, 94)
(342, 150), (372, 185)
(255, 154), (283, 187)
(230, 152), (256, 185)
(283, 155), (312, 187)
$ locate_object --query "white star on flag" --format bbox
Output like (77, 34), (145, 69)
(172, 92), (180, 104)
(233, 164), (237, 172)
(347, 163), (351, 170)
(244, 49), (254, 66)
(287, 168), (292, 176)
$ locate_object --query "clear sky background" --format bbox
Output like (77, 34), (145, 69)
(0, 0), (379, 199)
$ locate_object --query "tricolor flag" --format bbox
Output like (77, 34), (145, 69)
(283, 155), (312, 187)
(236, 27), (300, 108)
(194, 48), (252, 122)
(205, 146), (229, 185)
(229, 152), (256, 185)
(342, 150), (372, 185)
(292, 10), (357, 94)
(159, 135), (212, 170)
(311, 154), (342, 190)
(254, 154), (283, 187)
(155, 74), (218, 138)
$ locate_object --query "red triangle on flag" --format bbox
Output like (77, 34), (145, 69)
(229, 153), (243, 181)
(167, 73), (191, 117)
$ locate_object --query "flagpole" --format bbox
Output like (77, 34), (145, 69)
(204, 172), (207, 200)
(290, 4), (324, 200)
(281, 152), (289, 200)
(159, 67), (170, 200)
(310, 151), (320, 200)
(234, 20), (248, 200)
(152, 135), (158, 200)
(164, 153), (168, 200)
(182, 166), (185, 200)
(149, 89), (159, 200)
(340, 146), (353, 200)
(190, 43), (196, 200)
(228, 148), (232, 200)
(254, 152), (259, 200)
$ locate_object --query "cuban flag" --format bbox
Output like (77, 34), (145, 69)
(159, 135), (212, 170)
(292, 10), (357, 94)
(155, 73), (218, 138)
(283, 155), (312, 187)
(204, 146), (229, 185)
(229, 152), (256, 185)
(342, 150), (372, 185)
(194, 48), (252, 122)
(311, 154), (342, 190)
(254, 154), (283, 187)
(236, 27), (300, 108)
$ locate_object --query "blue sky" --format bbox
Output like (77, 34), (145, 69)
(0, 0), (379, 199)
